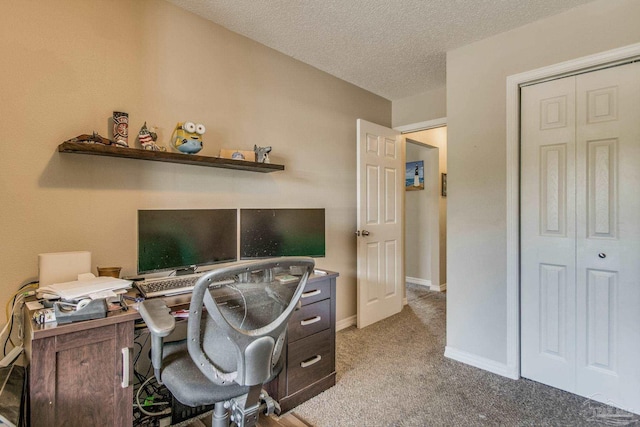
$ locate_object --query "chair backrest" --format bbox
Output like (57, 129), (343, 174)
(187, 257), (314, 386)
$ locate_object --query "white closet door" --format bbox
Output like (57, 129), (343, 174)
(574, 62), (640, 409)
(521, 75), (577, 391)
(521, 61), (640, 412)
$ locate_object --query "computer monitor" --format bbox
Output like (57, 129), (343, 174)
(240, 208), (325, 259)
(137, 209), (237, 275)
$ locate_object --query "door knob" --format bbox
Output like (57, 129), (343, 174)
(361, 230), (370, 236)
(598, 253), (606, 259)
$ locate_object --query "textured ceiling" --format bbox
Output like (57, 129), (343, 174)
(168, 0), (594, 100)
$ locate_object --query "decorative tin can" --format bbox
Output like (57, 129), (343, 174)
(113, 111), (129, 147)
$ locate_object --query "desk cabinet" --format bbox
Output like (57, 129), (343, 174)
(24, 270), (337, 425)
(25, 314), (135, 426)
(266, 272), (338, 412)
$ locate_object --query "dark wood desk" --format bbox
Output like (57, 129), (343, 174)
(265, 271), (337, 413)
(23, 271), (338, 427)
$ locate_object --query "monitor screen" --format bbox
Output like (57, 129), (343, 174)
(138, 209), (237, 274)
(240, 208), (325, 259)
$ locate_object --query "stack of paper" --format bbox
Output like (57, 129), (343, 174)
(39, 276), (132, 300)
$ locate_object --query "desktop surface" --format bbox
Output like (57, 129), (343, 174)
(25, 270), (337, 339)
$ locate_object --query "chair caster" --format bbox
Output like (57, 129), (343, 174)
(260, 389), (281, 416)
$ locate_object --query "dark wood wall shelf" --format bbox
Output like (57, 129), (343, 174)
(58, 142), (285, 173)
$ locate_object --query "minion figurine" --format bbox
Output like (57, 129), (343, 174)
(171, 121), (205, 154)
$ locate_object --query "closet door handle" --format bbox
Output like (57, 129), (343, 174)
(598, 253), (606, 259)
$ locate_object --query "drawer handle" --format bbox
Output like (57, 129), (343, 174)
(121, 347), (132, 388)
(300, 316), (322, 326)
(301, 289), (321, 299)
(300, 355), (322, 368)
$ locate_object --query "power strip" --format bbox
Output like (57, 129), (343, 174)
(0, 346), (23, 367)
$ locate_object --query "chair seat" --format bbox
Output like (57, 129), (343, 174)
(161, 340), (250, 407)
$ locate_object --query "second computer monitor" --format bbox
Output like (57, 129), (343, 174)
(240, 208), (325, 259)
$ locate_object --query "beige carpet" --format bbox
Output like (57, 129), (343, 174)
(187, 411), (311, 427)
(291, 284), (639, 426)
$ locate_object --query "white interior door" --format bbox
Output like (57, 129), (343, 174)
(521, 62), (640, 412)
(356, 119), (404, 329)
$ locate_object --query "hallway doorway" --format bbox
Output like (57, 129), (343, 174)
(403, 126), (447, 293)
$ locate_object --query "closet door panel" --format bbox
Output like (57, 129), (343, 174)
(520, 75), (576, 391)
(575, 61), (640, 411)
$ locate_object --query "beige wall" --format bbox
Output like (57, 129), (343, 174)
(446, 0), (640, 365)
(404, 142), (432, 281)
(392, 87), (446, 128)
(404, 128), (447, 286)
(0, 0), (390, 328)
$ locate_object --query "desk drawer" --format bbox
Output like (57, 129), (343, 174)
(288, 299), (330, 342)
(300, 279), (330, 306)
(287, 329), (332, 395)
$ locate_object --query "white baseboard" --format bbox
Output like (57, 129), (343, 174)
(444, 346), (518, 379)
(336, 315), (356, 331)
(436, 282), (447, 292)
(406, 276), (431, 287)
(406, 276), (446, 292)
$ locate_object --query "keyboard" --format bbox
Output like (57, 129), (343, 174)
(135, 274), (234, 298)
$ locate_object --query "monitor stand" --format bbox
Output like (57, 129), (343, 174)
(175, 266), (197, 276)
(236, 269), (274, 283)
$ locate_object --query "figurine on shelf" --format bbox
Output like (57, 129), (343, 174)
(65, 132), (115, 146)
(171, 121), (204, 154)
(254, 145), (271, 163)
(138, 122), (165, 151)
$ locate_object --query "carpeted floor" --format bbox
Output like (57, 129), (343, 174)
(292, 284), (639, 426)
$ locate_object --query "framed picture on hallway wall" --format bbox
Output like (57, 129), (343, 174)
(405, 161), (424, 190)
(441, 173), (447, 197)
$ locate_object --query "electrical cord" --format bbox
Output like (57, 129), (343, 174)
(5, 282), (38, 321)
(2, 281), (38, 356)
(3, 313), (14, 355)
(135, 376), (171, 417)
(133, 341), (146, 386)
(1, 293), (28, 356)
(132, 332), (164, 400)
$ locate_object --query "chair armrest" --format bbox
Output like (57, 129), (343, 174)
(139, 299), (175, 337)
(139, 299), (176, 383)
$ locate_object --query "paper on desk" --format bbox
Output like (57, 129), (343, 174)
(38, 276), (132, 300)
(88, 289), (118, 299)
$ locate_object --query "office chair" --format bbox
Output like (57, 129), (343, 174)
(138, 257), (314, 427)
